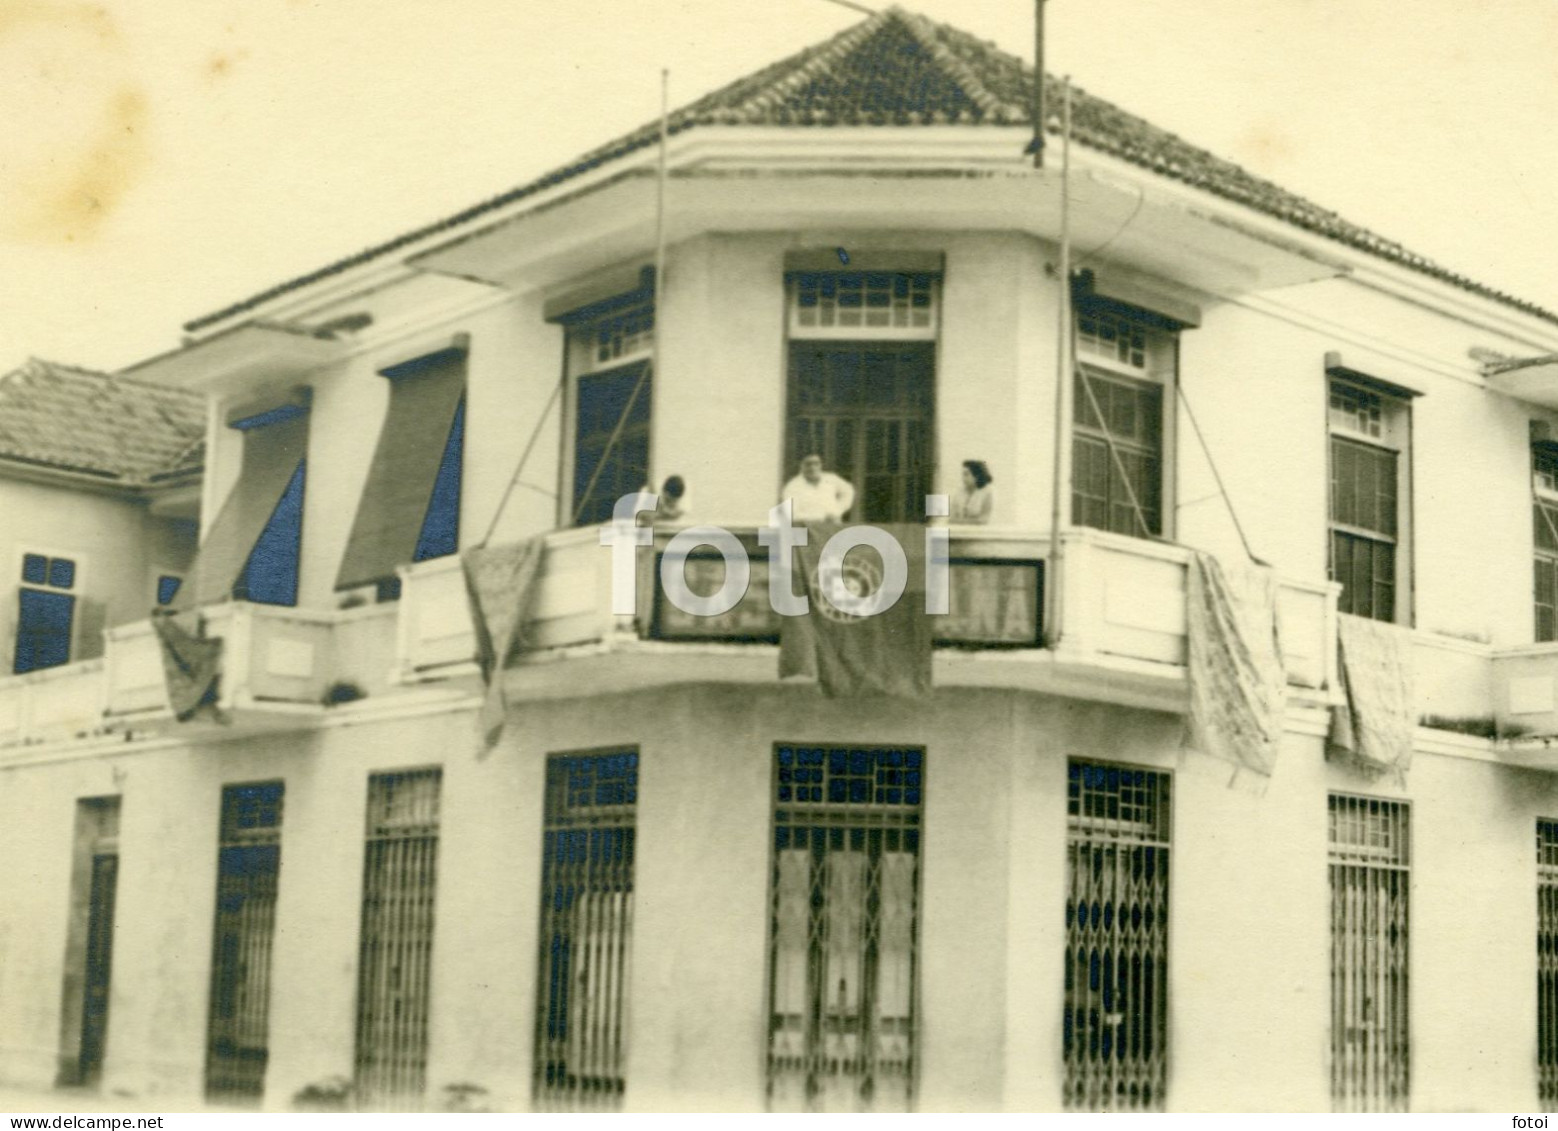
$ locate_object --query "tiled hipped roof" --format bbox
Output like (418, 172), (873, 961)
(185, 6), (1558, 332)
(0, 359), (205, 485)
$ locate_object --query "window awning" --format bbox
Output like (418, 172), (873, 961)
(187, 406), (310, 607)
(335, 347), (467, 590)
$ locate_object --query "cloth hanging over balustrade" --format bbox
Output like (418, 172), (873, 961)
(1328, 613), (1416, 781)
(151, 610), (227, 723)
(461, 537), (547, 751)
(1182, 551), (1287, 790)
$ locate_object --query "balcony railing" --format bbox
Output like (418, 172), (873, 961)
(0, 602), (358, 750)
(30, 524), (1558, 758)
(394, 524), (1338, 711)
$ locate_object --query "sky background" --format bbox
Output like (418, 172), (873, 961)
(1, 0), (1554, 375)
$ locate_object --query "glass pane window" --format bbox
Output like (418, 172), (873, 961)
(1332, 531), (1396, 622)
(790, 272), (936, 336)
(1072, 372), (1163, 537)
(1076, 309), (1148, 370)
(1327, 378), (1406, 624)
(592, 303), (654, 367)
(1330, 383), (1384, 438)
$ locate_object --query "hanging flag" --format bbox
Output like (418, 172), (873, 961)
(1182, 551), (1285, 790)
(779, 524), (932, 698)
(462, 537), (547, 751)
(1327, 614), (1415, 781)
(151, 610), (227, 723)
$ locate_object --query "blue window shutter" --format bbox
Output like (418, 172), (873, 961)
(234, 461), (306, 607)
(413, 396), (465, 562)
(14, 589), (75, 673)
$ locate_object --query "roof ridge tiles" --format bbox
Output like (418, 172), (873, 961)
(176, 5), (1558, 334)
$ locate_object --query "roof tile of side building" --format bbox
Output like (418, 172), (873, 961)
(0, 359), (206, 485)
(184, 6), (1558, 333)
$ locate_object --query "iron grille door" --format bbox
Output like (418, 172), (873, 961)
(205, 783), (284, 1101)
(1063, 761), (1170, 1111)
(533, 751), (638, 1110)
(1328, 793), (1410, 1112)
(766, 744), (924, 1113)
(354, 769), (441, 1108)
(1540, 820), (1558, 1108)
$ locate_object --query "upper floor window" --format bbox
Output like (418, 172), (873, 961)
(565, 292), (655, 527)
(789, 271), (938, 339)
(784, 264), (940, 524)
(336, 347), (467, 592)
(1071, 300), (1176, 539)
(1328, 374), (1411, 624)
(14, 552), (77, 674)
(1534, 441), (1558, 641)
(188, 395), (310, 609)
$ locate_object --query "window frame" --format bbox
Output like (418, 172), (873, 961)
(1533, 445), (1558, 642)
(13, 546), (85, 674)
(560, 292), (656, 528)
(1069, 299), (1178, 541)
(1326, 374), (1412, 625)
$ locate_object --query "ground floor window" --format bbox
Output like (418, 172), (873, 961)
(205, 783), (284, 1102)
(766, 744), (923, 1112)
(533, 750), (638, 1110)
(1063, 761), (1170, 1111)
(1328, 793), (1410, 1112)
(1540, 820), (1558, 1108)
(354, 769), (441, 1108)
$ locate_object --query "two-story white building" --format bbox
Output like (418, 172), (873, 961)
(4, 6), (1558, 1113)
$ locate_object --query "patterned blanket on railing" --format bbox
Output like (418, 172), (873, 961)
(151, 610), (226, 723)
(461, 536), (547, 751)
(1328, 613), (1415, 781)
(1183, 551), (1286, 790)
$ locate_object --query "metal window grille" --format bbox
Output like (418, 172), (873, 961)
(533, 751), (638, 1111)
(354, 769), (441, 1109)
(1540, 821), (1558, 1109)
(1076, 309), (1148, 371)
(789, 272), (937, 338)
(1328, 793), (1410, 1112)
(766, 745), (923, 1113)
(205, 783), (284, 1102)
(1063, 761), (1170, 1112)
(1071, 371), (1164, 538)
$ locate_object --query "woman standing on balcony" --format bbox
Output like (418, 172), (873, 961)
(952, 460), (994, 525)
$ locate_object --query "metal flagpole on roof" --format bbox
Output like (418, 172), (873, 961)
(569, 69), (667, 525)
(1044, 78), (1071, 649)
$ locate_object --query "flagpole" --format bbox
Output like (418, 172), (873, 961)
(1045, 78), (1071, 649)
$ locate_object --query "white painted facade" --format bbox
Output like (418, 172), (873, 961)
(2, 116), (1558, 1114)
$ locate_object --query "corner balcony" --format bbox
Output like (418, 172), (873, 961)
(394, 524), (1339, 715)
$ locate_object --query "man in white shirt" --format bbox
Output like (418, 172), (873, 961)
(780, 453), (855, 523)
